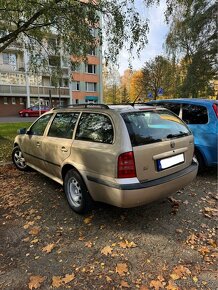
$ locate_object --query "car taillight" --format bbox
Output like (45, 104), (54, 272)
(117, 151), (136, 178)
(212, 103), (218, 118)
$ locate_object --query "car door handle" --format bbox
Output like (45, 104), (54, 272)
(36, 142), (40, 147)
(61, 147), (68, 152)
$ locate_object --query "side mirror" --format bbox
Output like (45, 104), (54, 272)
(26, 130), (33, 135)
(17, 128), (27, 134)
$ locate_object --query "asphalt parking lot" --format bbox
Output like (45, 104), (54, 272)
(0, 165), (217, 290)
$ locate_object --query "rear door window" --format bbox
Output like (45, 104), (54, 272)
(182, 104), (208, 124)
(48, 112), (79, 139)
(122, 110), (191, 147)
(75, 113), (114, 144)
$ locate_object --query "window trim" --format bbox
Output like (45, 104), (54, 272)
(28, 113), (53, 136)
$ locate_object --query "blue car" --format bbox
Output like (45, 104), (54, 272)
(147, 99), (218, 172)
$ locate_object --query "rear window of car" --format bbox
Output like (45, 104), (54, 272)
(182, 104), (208, 124)
(75, 113), (114, 144)
(122, 110), (191, 147)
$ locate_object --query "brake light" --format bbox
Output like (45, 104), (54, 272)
(212, 103), (218, 118)
(117, 151), (136, 178)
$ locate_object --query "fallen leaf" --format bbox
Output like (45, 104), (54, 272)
(52, 276), (62, 288)
(139, 286), (149, 290)
(101, 246), (113, 256)
(119, 240), (137, 249)
(116, 263), (128, 276)
(42, 243), (55, 253)
(62, 273), (75, 284)
(29, 226), (41, 236)
(193, 276), (198, 283)
(28, 275), (45, 289)
(106, 276), (112, 282)
(83, 215), (94, 224)
(85, 241), (93, 248)
(150, 279), (165, 290)
(166, 280), (179, 290)
(170, 265), (191, 280)
(198, 246), (210, 256)
(121, 280), (130, 288)
(52, 273), (75, 287)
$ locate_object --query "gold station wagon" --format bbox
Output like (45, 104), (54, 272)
(12, 104), (198, 214)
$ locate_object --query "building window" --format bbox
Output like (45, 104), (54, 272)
(88, 48), (96, 56)
(86, 82), (97, 92)
(20, 97), (24, 104)
(62, 79), (69, 87)
(85, 64), (96, 74)
(2, 53), (17, 67)
(48, 55), (60, 67)
(4, 97), (8, 104)
(72, 81), (80, 91)
(3, 53), (9, 64)
(12, 97), (16, 104)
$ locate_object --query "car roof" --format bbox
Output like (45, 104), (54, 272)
(149, 98), (218, 105)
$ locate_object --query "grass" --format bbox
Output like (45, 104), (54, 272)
(0, 122), (32, 163)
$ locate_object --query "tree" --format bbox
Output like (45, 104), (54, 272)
(165, 0), (216, 98)
(142, 56), (174, 100)
(0, 0), (155, 68)
(129, 70), (146, 102)
(103, 65), (121, 104)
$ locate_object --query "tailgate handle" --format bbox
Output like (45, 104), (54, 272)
(61, 146), (68, 152)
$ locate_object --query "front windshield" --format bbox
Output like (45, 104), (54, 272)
(122, 110), (191, 147)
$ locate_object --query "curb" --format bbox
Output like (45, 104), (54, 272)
(0, 161), (13, 166)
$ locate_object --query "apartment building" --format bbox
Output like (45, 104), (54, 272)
(0, 39), (103, 117)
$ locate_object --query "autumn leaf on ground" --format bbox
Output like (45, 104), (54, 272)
(101, 246), (113, 256)
(198, 246), (210, 256)
(83, 215), (94, 224)
(29, 226), (41, 236)
(204, 207), (218, 218)
(85, 241), (93, 248)
(121, 280), (130, 288)
(166, 280), (179, 290)
(106, 276), (112, 282)
(28, 275), (45, 290)
(170, 265), (191, 280)
(119, 240), (137, 249)
(52, 273), (75, 288)
(186, 234), (198, 245)
(139, 286), (149, 290)
(42, 243), (55, 253)
(149, 279), (165, 290)
(116, 263), (128, 276)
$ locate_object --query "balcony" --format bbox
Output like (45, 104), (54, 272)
(0, 84), (70, 98)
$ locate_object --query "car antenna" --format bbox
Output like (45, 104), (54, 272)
(131, 89), (143, 107)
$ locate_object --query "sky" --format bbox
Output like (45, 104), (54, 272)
(117, 1), (169, 75)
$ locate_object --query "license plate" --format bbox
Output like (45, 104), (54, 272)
(157, 153), (184, 171)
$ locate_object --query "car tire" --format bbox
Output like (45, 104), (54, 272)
(64, 169), (94, 214)
(194, 150), (205, 173)
(25, 113), (29, 117)
(12, 146), (29, 171)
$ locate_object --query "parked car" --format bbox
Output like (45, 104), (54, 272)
(19, 106), (50, 117)
(147, 99), (218, 171)
(12, 104), (198, 214)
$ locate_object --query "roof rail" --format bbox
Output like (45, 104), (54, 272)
(52, 104), (110, 110)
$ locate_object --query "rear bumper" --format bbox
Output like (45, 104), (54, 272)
(87, 161), (198, 208)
